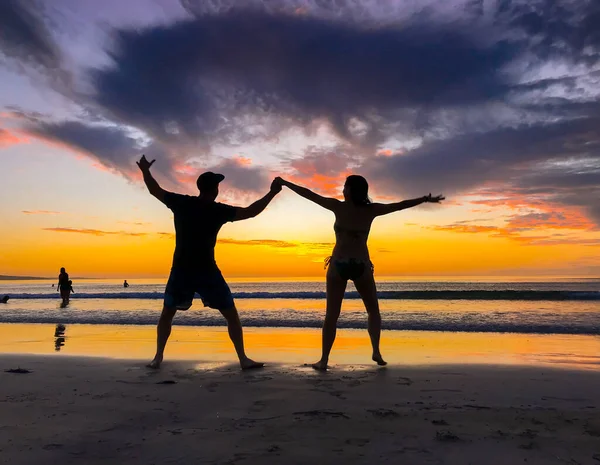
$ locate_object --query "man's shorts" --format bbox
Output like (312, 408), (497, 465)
(163, 267), (234, 311)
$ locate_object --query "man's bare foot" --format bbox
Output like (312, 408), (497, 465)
(311, 360), (329, 371)
(372, 353), (387, 366)
(240, 358), (264, 370)
(147, 356), (162, 369)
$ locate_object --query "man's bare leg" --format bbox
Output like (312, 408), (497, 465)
(148, 305), (177, 369)
(219, 306), (264, 369)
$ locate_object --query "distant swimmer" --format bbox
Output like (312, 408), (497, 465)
(0, 295), (9, 303)
(123, 280), (129, 288)
(57, 267), (71, 304)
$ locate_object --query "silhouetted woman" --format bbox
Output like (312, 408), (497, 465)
(57, 267), (71, 304)
(277, 175), (444, 370)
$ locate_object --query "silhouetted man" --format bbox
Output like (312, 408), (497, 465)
(137, 155), (281, 369)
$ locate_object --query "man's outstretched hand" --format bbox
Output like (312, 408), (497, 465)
(136, 155), (155, 172)
(424, 193), (445, 203)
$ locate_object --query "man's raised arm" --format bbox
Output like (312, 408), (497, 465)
(137, 155), (169, 204)
(232, 179), (282, 221)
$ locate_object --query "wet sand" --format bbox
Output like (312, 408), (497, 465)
(1, 324), (600, 370)
(2, 354), (600, 465)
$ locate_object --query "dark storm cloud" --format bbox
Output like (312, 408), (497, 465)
(497, 0), (600, 63)
(363, 117), (600, 195)
(0, 0), (62, 74)
(25, 120), (170, 180)
(22, 118), (275, 193)
(362, 116), (600, 222)
(510, 169), (600, 224)
(4, 0), (600, 211)
(207, 157), (270, 193)
(91, 9), (517, 144)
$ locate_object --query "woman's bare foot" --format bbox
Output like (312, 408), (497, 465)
(311, 360), (329, 371)
(147, 355), (163, 369)
(372, 352), (387, 366)
(240, 358), (264, 370)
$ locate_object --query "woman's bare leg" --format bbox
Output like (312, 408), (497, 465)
(354, 270), (386, 366)
(312, 266), (347, 370)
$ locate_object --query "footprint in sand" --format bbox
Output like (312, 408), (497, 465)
(345, 438), (370, 446)
(518, 441), (538, 450)
(245, 375), (273, 384)
(518, 429), (538, 439)
(293, 410), (350, 420)
(249, 400), (268, 413)
(267, 445), (281, 453)
(431, 419), (449, 426)
(584, 424), (600, 437)
(421, 389), (461, 393)
(435, 431), (461, 442)
(42, 444), (63, 450)
(205, 382), (219, 392)
(367, 408), (400, 418)
(5, 368), (32, 374)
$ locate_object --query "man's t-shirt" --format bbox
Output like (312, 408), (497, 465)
(164, 193), (236, 270)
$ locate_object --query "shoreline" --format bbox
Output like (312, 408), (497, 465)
(2, 354), (600, 464)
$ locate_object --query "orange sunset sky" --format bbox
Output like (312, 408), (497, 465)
(1, 0), (599, 278)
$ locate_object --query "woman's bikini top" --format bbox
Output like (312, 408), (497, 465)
(333, 222), (370, 239)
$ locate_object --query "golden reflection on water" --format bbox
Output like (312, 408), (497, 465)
(21, 297), (594, 315)
(0, 324), (599, 370)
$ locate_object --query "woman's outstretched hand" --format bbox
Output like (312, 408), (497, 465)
(424, 193), (445, 203)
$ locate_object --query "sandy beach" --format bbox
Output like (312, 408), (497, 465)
(2, 354), (599, 465)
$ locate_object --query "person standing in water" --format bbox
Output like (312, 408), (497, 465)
(277, 175), (444, 370)
(137, 155), (282, 370)
(123, 280), (129, 288)
(57, 267), (71, 304)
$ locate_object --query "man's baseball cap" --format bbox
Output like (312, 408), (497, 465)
(196, 171), (225, 190)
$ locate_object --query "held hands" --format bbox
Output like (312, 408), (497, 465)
(270, 177), (283, 194)
(136, 154), (155, 172)
(271, 178), (281, 194)
(424, 193), (445, 203)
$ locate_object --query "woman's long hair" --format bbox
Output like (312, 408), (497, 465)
(345, 175), (371, 206)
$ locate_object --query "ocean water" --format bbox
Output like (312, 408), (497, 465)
(1, 278), (599, 335)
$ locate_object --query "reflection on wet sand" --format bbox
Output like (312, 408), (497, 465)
(0, 324), (599, 370)
(54, 324), (66, 351)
